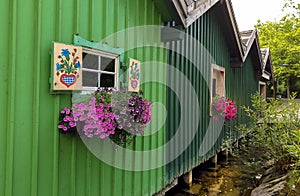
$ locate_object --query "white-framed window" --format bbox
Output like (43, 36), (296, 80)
(210, 64), (225, 115)
(82, 47), (119, 91)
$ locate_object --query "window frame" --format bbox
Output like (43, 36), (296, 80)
(259, 81), (267, 100)
(81, 47), (119, 91)
(210, 64), (226, 116)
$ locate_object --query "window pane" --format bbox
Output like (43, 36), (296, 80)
(83, 71), (99, 87)
(83, 53), (98, 70)
(100, 74), (115, 87)
(101, 57), (115, 72)
(212, 78), (217, 97)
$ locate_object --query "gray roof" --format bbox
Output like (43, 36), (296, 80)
(239, 29), (273, 81)
(172, 0), (219, 28)
(260, 48), (269, 65)
(240, 30), (255, 53)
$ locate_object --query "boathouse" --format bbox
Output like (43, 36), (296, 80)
(0, 0), (273, 195)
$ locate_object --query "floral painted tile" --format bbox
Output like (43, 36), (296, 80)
(53, 43), (82, 90)
(128, 58), (140, 92)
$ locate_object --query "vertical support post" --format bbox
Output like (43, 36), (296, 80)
(211, 154), (218, 167)
(182, 171), (193, 186)
(225, 149), (229, 162)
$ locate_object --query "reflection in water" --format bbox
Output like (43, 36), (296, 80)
(166, 152), (260, 196)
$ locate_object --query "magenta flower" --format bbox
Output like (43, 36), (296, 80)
(63, 116), (72, 122)
(71, 96), (117, 139)
(213, 97), (237, 122)
(58, 125), (68, 131)
(58, 107), (77, 134)
(69, 121), (76, 127)
(64, 107), (71, 115)
(58, 125), (66, 129)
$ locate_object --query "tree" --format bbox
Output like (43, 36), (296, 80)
(255, 0), (300, 98)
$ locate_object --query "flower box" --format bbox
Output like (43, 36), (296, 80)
(58, 88), (152, 147)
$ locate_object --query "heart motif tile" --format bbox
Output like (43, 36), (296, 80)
(60, 74), (76, 87)
(130, 79), (138, 89)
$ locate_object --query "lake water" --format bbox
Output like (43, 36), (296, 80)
(166, 151), (262, 196)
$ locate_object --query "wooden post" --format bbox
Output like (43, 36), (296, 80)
(211, 154), (218, 168)
(223, 149), (229, 162)
(182, 171), (193, 186)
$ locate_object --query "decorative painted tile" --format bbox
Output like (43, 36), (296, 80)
(53, 43), (82, 90)
(128, 58), (140, 92)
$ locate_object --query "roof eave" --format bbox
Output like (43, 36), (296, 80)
(171, 0), (220, 28)
(224, 0), (244, 63)
(217, 0), (244, 67)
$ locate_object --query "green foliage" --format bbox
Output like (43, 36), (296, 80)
(255, 0), (300, 96)
(238, 93), (300, 183)
(277, 81), (287, 95)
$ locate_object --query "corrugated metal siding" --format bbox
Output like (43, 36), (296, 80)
(0, 1), (9, 196)
(165, 6), (259, 184)
(0, 0), (166, 196)
(227, 48), (260, 124)
(224, 48), (260, 142)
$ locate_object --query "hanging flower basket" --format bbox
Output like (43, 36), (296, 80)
(58, 88), (152, 147)
(58, 107), (78, 135)
(212, 96), (237, 122)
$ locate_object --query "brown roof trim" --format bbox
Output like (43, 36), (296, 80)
(240, 29), (274, 81)
(260, 48), (274, 82)
(241, 30), (263, 65)
(239, 29), (264, 78)
(171, 0), (219, 28)
(240, 30), (256, 61)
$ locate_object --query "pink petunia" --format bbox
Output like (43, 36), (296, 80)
(64, 107), (71, 115)
(58, 125), (66, 129)
(58, 125), (68, 131)
(69, 121), (76, 127)
(63, 116), (72, 122)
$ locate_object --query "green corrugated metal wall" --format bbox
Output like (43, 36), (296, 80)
(226, 47), (261, 140)
(165, 6), (259, 184)
(0, 0), (166, 196)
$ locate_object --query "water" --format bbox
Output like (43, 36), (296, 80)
(166, 152), (263, 196)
